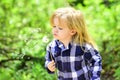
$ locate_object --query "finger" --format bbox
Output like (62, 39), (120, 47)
(49, 63), (55, 69)
(48, 63), (56, 72)
(51, 60), (55, 64)
(49, 61), (55, 67)
(48, 61), (53, 66)
(50, 66), (56, 72)
(48, 63), (54, 69)
(48, 66), (55, 72)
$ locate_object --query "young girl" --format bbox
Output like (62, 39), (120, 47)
(45, 7), (102, 80)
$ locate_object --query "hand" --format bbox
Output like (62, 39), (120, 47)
(47, 60), (56, 72)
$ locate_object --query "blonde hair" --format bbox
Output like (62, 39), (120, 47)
(50, 7), (97, 49)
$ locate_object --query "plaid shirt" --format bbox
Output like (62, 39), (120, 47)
(45, 40), (102, 80)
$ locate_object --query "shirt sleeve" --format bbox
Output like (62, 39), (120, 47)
(84, 48), (102, 80)
(45, 44), (55, 74)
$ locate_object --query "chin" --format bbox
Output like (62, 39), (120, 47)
(54, 37), (59, 39)
(54, 38), (60, 41)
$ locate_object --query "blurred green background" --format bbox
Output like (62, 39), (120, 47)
(0, 0), (120, 80)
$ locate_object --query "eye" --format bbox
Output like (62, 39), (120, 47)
(53, 26), (56, 28)
(58, 27), (63, 30)
(53, 26), (63, 30)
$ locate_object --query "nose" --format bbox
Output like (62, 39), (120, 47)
(53, 27), (58, 33)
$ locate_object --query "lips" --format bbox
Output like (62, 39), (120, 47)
(53, 34), (57, 36)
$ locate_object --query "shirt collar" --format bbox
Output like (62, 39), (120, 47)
(55, 40), (72, 51)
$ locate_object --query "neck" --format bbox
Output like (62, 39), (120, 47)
(60, 39), (72, 48)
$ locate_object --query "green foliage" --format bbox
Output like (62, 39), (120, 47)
(0, 0), (120, 80)
(72, 0), (120, 79)
(114, 67), (120, 80)
(0, 0), (66, 80)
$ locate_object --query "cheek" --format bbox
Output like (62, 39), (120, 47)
(51, 29), (54, 34)
(52, 28), (56, 33)
(52, 29), (54, 32)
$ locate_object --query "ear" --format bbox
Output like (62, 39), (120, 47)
(70, 29), (76, 35)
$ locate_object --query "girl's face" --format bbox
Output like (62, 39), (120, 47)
(52, 17), (76, 43)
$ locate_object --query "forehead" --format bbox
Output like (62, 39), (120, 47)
(53, 17), (59, 25)
(53, 17), (67, 27)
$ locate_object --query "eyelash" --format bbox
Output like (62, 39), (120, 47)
(53, 26), (56, 28)
(53, 26), (63, 30)
(58, 27), (63, 30)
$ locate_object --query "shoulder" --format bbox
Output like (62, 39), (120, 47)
(47, 39), (58, 47)
(83, 43), (101, 61)
(83, 43), (100, 56)
(46, 39), (58, 50)
(83, 43), (98, 52)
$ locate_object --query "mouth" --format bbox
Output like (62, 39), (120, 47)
(53, 33), (57, 36)
(53, 34), (57, 35)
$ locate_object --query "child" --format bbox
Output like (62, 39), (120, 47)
(45, 7), (102, 80)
